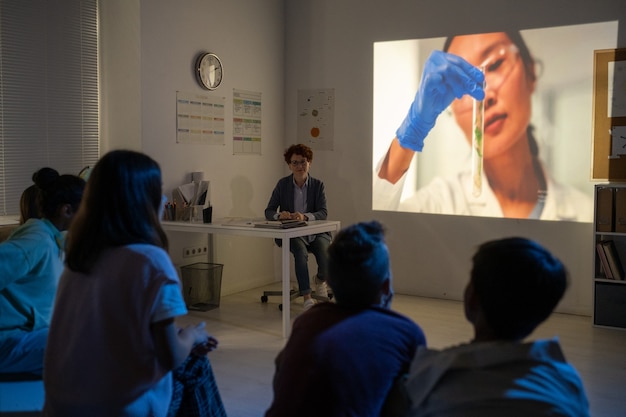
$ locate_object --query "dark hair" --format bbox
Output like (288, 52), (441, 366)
(443, 31), (535, 82)
(66, 150), (168, 273)
(327, 221), (390, 307)
(470, 237), (567, 340)
(32, 167), (60, 188)
(283, 144), (313, 164)
(32, 167), (84, 220)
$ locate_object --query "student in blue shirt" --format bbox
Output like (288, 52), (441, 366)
(0, 168), (85, 376)
(402, 237), (590, 416)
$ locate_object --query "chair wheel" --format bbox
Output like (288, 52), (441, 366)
(261, 295), (268, 303)
(279, 304), (283, 311)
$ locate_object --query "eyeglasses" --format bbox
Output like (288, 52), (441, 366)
(451, 43), (520, 114)
(289, 159), (308, 167)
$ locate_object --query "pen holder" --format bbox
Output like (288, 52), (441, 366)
(176, 206), (191, 222)
(190, 205), (205, 223)
(174, 206), (211, 223)
(203, 206), (213, 223)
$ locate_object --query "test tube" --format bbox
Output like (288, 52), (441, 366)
(472, 67), (486, 197)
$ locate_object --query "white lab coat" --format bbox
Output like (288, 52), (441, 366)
(373, 164), (593, 222)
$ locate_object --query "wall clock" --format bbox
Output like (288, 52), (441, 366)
(195, 52), (223, 90)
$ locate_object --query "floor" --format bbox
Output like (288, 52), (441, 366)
(177, 283), (626, 417)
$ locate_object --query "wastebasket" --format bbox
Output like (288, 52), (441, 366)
(180, 262), (223, 311)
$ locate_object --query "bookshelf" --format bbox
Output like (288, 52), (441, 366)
(593, 184), (626, 330)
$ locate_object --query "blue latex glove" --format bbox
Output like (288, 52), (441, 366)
(396, 50), (485, 152)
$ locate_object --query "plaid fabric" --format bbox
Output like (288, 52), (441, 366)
(167, 355), (227, 417)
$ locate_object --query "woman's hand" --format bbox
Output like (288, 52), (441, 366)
(185, 322), (218, 356)
(291, 212), (306, 221)
(396, 50), (485, 152)
(191, 335), (219, 356)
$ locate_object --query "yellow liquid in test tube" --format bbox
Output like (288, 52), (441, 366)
(472, 67), (485, 197)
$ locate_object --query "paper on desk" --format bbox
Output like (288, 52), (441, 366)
(220, 217), (264, 227)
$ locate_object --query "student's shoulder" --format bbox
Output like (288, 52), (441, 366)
(119, 244), (176, 274)
(2, 219), (55, 248)
(374, 305), (421, 324)
(353, 307), (426, 346)
(9, 218), (47, 235)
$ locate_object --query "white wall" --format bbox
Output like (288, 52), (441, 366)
(283, 0), (626, 315)
(102, 0), (626, 314)
(99, 0), (142, 152)
(101, 0), (287, 295)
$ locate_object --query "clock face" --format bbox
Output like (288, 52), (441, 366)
(196, 53), (223, 90)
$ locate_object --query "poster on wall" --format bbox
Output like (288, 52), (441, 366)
(176, 91), (225, 145)
(372, 21), (618, 223)
(297, 88), (334, 151)
(233, 88), (262, 155)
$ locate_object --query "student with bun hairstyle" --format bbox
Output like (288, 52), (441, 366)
(19, 167), (61, 224)
(266, 221), (426, 417)
(0, 168), (85, 375)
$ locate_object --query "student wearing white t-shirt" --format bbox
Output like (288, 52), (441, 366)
(43, 150), (225, 417)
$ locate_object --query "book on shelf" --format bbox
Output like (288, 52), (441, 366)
(596, 242), (614, 279)
(601, 240), (625, 280)
(596, 187), (614, 232)
(615, 188), (626, 233)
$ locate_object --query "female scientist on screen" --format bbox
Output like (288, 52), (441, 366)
(374, 31), (592, 221)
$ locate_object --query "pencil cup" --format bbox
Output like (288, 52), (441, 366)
(176, 206), (191, 222)
(190, 205), (204, 223)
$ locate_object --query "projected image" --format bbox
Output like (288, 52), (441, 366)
(372, 22), (618, 222)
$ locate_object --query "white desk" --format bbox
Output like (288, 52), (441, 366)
(161, 220), (341, 337)
(0, 215), (19, 226)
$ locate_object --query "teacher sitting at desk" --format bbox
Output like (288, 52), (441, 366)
(265, 144), (331, 310)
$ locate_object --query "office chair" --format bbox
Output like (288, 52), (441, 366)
(261, 233), (333, 310)
(260, 251), (333, 311)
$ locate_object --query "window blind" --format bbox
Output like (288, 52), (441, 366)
(0, 0), (99, 216)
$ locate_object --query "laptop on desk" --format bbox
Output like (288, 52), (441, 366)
(253, 219), (307, 229)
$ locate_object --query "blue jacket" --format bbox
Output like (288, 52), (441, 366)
(264, 174), (331, 241)
(0, 218), (64, 340)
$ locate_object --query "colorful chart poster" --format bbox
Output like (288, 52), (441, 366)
(176, 91), (225, 145)
(233, 89), (262, 155)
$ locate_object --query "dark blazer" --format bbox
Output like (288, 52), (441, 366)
(264, 174), (331, 242)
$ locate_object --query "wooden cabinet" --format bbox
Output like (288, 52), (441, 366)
(593, 184), (626, 329)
